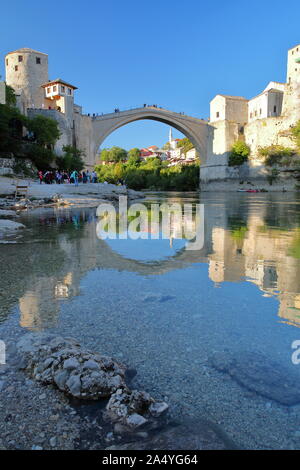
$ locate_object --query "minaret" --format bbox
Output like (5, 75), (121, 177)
(169, 127), (173, 144)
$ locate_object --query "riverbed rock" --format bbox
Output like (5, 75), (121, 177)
(0, 219), (25, 233)
(105, 388), (168, 430)
(13, 198), (30, 209)
(209, 350), (300, 406)
(0, 209), (18, 217)
(16, 333), (128, 399)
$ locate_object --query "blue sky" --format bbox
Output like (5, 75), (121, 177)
(1, 0), (299, 150)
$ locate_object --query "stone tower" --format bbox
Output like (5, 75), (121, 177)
(282, 44), (300, 120)
(5, 48), (48, 112)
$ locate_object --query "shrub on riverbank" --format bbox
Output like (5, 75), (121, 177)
(228, 141), (250, 166)
(257, 145), (298, 166)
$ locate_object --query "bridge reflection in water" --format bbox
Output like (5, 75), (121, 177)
(10, 193), (300, 331)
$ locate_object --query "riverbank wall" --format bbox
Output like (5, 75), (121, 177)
(200, 157), (300, 191)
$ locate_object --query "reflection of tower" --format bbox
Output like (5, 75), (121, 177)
(19, 277), (60, 330)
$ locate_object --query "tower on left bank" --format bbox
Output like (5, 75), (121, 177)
(5, 48), (48, 112)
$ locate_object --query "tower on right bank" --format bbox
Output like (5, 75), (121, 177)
(209, 43), (300, 162)
(282, 44), (300, 117)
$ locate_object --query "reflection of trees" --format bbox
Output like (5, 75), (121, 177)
(289, 229), (300, 259)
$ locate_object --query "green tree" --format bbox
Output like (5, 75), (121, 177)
(228, 141), (250, 166)
(162, 142), (171, 150)
(127, 147), (141, 165)
(258, 145), (295, 166)
(26, 115), (60, 147)
(176, 137), (194, 155)
(0, 104), (25, 154)
(22, 114), (61, 169)
(25, 144), (56, 170)
(56, 145), (85, 171)
(292, 120), (300, 151)
(100, 146), (127, 162)
(5, 85), (16, 107)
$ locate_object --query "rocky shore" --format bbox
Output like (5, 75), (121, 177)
(0, 333), (233, 450)
(0, 176), (144, 239)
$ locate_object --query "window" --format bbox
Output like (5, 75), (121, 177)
(36, 57), (41, 64)
(47, 87), (51, 94)
(216, 111), (219, 118)
(273, 105), (277, 113)
(61, 86), (65, 93)
(53, 86), (57, 92)
(68, 88), (72, 95)
(6, 59), (8, 66)
(15, 65), (18, 71)
(18, 55), (23, 62)
(259, 108), (262, 115)
(250, 112), (253, 118)
(254, 110), (257, 117)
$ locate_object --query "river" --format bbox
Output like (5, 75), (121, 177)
(1, 191), (300, 449)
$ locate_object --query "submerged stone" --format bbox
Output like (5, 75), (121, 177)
(107, 421), (229, 450)
(209, 350), (300, 406)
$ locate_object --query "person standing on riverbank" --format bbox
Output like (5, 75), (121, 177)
(70, 170), (79, 186)
(91, 170), (97, 183)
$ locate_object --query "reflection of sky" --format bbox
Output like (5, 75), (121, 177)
(105, 236), (186, 262)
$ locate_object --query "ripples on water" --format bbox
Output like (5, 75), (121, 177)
(1, 191), (300, 449)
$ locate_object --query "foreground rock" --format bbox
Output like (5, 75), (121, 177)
(16, 334), (128, 399)
(16, 333), (168, 431)
(105, 388), (169, 430)
(209, 350), (300, 406)
(107, 421), (231, 450)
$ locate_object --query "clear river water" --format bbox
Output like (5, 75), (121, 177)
(1, 191), (300, 449)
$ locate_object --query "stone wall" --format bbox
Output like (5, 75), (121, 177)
(244, 115), (296, 162)
(74, 113), (96, 169)
(0, 157), (14, 175)
(209, 120), (240, 158)
(27, 108), (74, 156)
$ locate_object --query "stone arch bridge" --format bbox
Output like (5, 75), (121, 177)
(90, 106), (213, 165)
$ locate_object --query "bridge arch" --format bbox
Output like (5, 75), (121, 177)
(91, 107), (211, 164)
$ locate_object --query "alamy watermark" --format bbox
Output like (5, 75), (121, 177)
(96, 196), (204, 250)
(291, 340), (300, 364)
(0, 340), (5, 365)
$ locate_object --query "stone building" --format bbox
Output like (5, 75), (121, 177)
(2, 44), (300, 182)
(203, 43), (300, 187)
(4, 47), (96, 168)
(248, 82), (285, 122)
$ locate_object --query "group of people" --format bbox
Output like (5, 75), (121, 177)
(38, 170), (98, 185)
